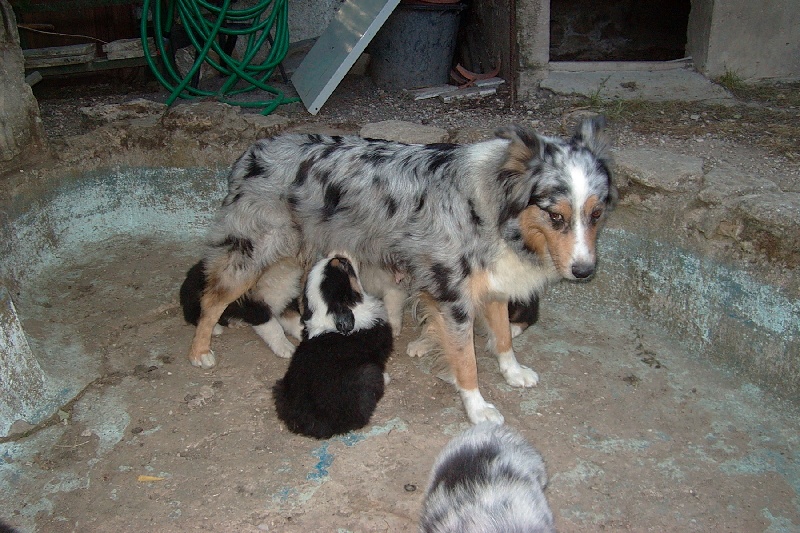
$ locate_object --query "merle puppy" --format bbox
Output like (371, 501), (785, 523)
(420, 422), (554, 533)
(273, 253), (393, 439)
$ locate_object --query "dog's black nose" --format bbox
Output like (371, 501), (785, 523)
(572, 263), (595, 279)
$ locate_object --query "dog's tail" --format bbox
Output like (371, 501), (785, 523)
(179, 261), (206, 325)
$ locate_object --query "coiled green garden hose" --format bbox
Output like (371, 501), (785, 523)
(140, 0), (298, 115)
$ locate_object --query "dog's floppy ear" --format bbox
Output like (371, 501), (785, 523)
(333, 306), (355, 334)
(572, 115), (610, 160)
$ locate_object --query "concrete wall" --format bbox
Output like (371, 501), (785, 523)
(287, 0), (341, 43)
(690, 0), (800, 80)
(686, 0), (714, 77)
(516, 0), (550, 98)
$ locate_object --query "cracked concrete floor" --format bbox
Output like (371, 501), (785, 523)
(1, 233), (798, 532)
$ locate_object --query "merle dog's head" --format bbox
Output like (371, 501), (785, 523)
(496, 116), (618, 281)
(302, 253), (365, 339)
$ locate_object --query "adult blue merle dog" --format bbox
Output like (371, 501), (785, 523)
(188, 116), (616, 424)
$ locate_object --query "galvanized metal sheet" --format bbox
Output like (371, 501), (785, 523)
(291, 0), (400, 115)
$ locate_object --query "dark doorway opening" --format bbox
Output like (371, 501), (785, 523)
(550, 0), (691, 61)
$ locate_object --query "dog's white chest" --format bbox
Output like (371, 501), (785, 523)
(487, 245), (556, 301)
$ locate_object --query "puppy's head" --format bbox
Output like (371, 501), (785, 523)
(496, 116), (618, 280)
(302, 253), (365, 338)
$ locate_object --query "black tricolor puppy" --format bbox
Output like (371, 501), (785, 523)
(179, 260), (301, 359)
(508, 294), (540, 338)
(273, 253), (393, 439)
(420, 422), (554, 533)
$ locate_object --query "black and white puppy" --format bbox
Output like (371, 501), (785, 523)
(272, 253), (393, 439)
(420, 422), (554, 533)
(179, 260), (302, 359)
(508, 295), (540, 338)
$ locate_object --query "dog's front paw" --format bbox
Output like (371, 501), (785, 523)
(503, 365), (539, 387)
(190, 350), (217, 369)
(470, 403), (505, 425)
(497, 351), (539, 387)
(510, 323), (524, 338)
(406, 336), (436, 358)
(460, 388), (505, 425)
(212, 324), (225, 336)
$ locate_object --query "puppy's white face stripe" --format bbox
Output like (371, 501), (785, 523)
(304, 255), (388, 339)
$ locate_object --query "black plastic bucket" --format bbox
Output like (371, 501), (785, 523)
(368, 2), (465, 89)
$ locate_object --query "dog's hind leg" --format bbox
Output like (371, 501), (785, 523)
(189, 254), (261, 368)
(190, 283), (252, 368)
(484, 299), (539, 387)
(250, 258), (304, 355)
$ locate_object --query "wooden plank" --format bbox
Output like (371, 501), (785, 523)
(406, 77), (505, 100)
(25, 56), (151, 77)
(406, 84), (457, 100)
(439, 86), (496, 103)
(23, 44), (99, 68)
(102, 38), (156, 60)
(292, 0), (401, 115)
(474, 76), (505, 88)
(471, 0), (514, 100)
(23, 43), (95, 59)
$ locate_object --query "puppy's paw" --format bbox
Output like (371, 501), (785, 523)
(279, 314), (303, 341)
(253, 320), (296, 358)
(389, 316), (403, 338)
(510, 323), (524, 338)
(406, 336), (436, 358)
(212, 324), (225, 336)
(383, 372), (391, 385)
(225, 318), (247, 329)
(497, 350), (539, 388)
(460, 388), (505, 425)
(269, 337), (296, 359)
(190, 351), (217, 369)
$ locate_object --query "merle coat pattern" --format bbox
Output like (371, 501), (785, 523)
(420, 422), (554, 532)
(189, 117), (616, 424)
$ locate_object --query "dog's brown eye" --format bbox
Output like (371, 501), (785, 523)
(549, 212), (564, 223)
(590, 209), (603, 221)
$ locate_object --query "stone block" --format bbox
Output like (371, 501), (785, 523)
(0, 286), (48, 437)
(698, 163), (780, 205)
(359, 120), (449, 144)
(80, 98), (168, 127)
(615, 148), (704, 193)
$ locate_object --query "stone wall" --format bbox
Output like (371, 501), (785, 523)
(0, 0), (46, 170)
